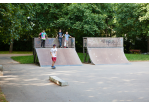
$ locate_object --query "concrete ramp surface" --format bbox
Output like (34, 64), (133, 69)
(87, 48), (129, 65)
(35, 48), (82, 67)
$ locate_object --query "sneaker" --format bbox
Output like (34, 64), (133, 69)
(52, 66), (56, 69)
(51, 66), (53, 68)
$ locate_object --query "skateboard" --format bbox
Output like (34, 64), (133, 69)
(52, 66), (56, 69)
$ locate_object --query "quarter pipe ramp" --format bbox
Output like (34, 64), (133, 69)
(83, 37), (130, 65)
(87, 47), (129, 65)
(35, 48), (82, 67)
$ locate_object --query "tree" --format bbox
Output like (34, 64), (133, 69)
(114, 3), (149, 52)
(27, 3), (117, 52)
(138, 3), (149, 52)
(0, 3), (35, 53)
(30, 3), (66, 37)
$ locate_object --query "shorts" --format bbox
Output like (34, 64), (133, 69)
(52, 57), (57, 62)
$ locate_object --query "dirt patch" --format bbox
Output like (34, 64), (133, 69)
(0, 87), (7, 102)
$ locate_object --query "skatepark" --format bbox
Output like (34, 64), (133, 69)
(1, 37), (149, 102)
(2, 3), (149, 102)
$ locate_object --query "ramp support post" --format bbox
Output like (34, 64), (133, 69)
(83, 37), (91, 63)
(33, 48), (36, 63)
(0, 65), (3, 76)
(83, 47), (91, 63)
(148, 36), (149, 53)
(35, 51), (38, 64)
(33, 48), (39, 64)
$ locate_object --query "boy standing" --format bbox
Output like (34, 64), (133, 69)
(50, 44), (57, 69)
(39, 30), (48, 48)
(64, 32), (72, 48)
(56, 29), (64, 48)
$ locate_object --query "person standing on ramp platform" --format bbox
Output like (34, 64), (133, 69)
(64, 32), (73, 48)
(50, 44), (57, 69)
(56, 29), (64, 48)
(39, 30), (48, 48)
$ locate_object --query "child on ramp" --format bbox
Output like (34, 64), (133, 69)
(56, 29), (64, 48)
(39, 30), (48, 48)
(50, 44), (57, 69)
(64, 32), (72, 48)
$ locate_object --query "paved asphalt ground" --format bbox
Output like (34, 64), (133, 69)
(0, 54), (149, 102)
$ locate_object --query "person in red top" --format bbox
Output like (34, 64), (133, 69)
(50, 44), (57, 69)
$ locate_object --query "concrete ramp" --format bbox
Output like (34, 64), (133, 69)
(87, 47), (129, 65)
(35, 48), (82, 67)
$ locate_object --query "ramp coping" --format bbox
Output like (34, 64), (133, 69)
(41, 64), (82, 67)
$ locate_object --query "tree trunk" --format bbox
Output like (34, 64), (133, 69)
(105, 28), (107, 37)
(9, 38), (14, 53)
(105, 19), (108, 37)
(147, 36), (149, 52)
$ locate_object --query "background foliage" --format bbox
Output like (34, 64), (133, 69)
(0, 3), (149, 53)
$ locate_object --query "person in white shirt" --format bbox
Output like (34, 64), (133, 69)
(50, 44), (57, 68)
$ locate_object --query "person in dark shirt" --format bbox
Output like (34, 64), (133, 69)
(56, 29), (64, 48)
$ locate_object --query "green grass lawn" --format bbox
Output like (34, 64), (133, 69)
(0, 51), (32, 54)
(78, 53), (149, 62)
(10, 53), (149, 64)
(77, 53), (84, 62)
(11, 55), (34, 64)
(125, 54), (149, 61)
